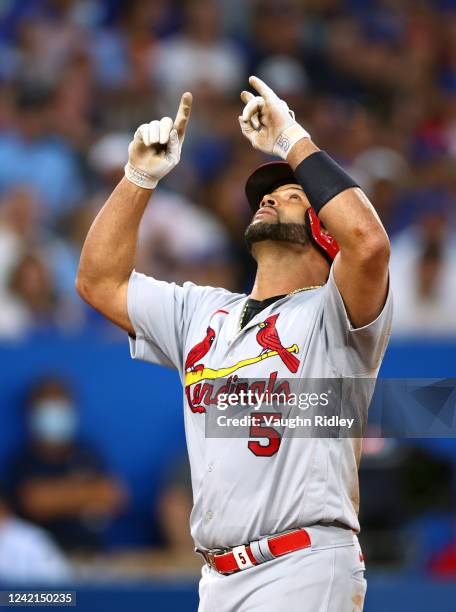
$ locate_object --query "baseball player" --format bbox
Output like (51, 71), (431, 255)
(77, 76), (392, 611)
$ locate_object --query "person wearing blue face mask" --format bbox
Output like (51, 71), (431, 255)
(8, 377), (128, 554)
(28, 396), (78, 446)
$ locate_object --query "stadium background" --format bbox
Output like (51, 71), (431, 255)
(0, 0), (456, 609)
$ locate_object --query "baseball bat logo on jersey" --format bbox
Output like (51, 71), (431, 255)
(184, 312), (300, 413)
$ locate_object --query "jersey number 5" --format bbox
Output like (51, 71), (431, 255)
(248, 412), (282, 457)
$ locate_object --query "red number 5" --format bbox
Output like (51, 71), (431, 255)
(248, 412), (282, 457)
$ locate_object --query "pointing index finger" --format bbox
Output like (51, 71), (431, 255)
(174, 92), (193, 141)
(249, 75), (279, 101)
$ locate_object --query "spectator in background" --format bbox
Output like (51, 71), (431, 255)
(90, 458), (201, 578)
(0, 183), (64, 337)
(151, 0), (247, 198)
(390, 209), (456, 336)
(137, 189), (237, 288)
(154, 0), (245, 106)
(155, 458), (195, 562)
(0, 187), (39, 337)
(104, 456), (206, 575)
(255, 55), (309, 114)
(360, 436), (455, 570)
(358, 436), (409, 566)
(247, 0), (306, 77)
(6, 251), (58, 336)
(49, 51), (94, 155)
(88, 132), (131, 193)
(0, 187), (88, 337)
(92, 0), (172, 92)
(0, 82), (84, 223)
(9, 377), (128, 553)
(91, 0), (172, 131)
(349, 146), (410, 234)
(0, 484), (71, 585)
(6, 0), (90, 84)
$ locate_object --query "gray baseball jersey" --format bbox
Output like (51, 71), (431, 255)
(127, 265), (392, 552)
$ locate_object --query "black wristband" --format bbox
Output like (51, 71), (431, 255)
(294, 151), (359, 214)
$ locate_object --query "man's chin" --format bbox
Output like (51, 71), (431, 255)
(245, 221), (310, 251)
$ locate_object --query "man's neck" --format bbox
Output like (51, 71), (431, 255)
(250, 243), (329, 301)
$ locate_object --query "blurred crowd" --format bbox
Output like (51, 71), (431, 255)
(0, 374), (200, 584)
(1, 0), (456, 586)
(2, 372), (456, 584)
(0, 0), (455, 338)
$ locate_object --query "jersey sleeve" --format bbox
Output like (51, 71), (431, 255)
(321, 265), (393, 376)
(127, 270), (188, 369)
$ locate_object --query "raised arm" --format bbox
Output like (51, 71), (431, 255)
(76, 93), (192, 334)
(287, 139), (389, 328)
(239, 76), (389, 328)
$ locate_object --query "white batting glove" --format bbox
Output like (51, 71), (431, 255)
(239, 76), (310, 160)
(125, 92), (193, 189)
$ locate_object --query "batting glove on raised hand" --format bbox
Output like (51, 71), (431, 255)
(125, 92), (193, 189)
(239, 76), (310, 160)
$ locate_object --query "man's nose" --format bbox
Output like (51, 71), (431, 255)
(259, 195), (277, 208)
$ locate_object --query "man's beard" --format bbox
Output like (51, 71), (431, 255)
(245, 220), (310, 252)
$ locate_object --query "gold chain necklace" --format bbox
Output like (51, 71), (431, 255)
(239, 285), (324, 332)
(287, 285), (324, 296)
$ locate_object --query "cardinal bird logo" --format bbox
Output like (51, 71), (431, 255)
(185, 326), (216, 414)
(256, 314), (300, 373)
(185, 326), (216, 372)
